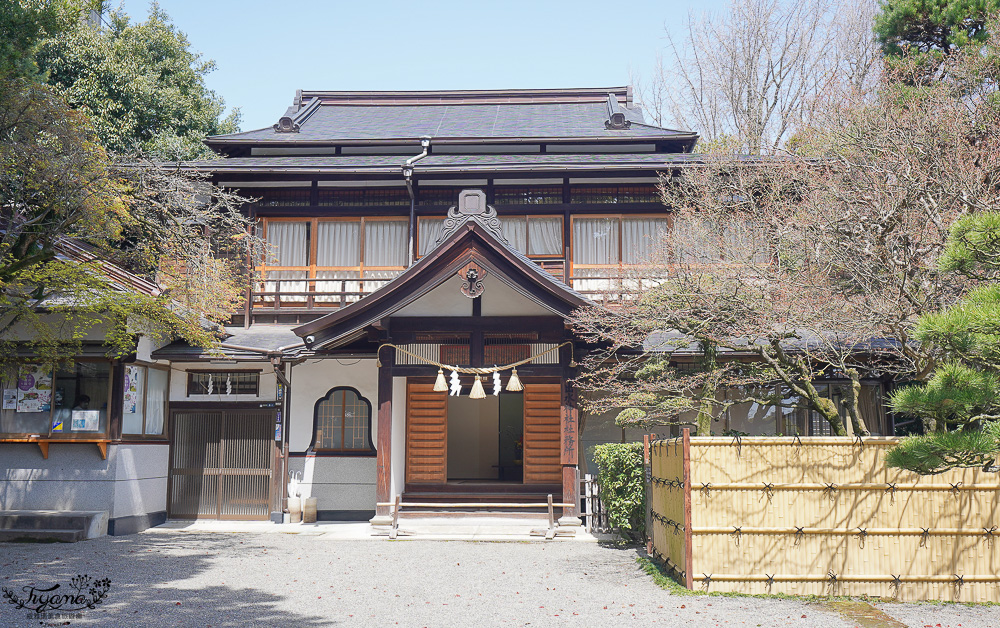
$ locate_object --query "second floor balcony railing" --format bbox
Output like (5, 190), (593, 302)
(251, 261), (667, 310)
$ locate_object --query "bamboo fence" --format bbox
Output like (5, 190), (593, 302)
(648, 430), (1000, 602)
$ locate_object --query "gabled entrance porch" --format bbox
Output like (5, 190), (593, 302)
(400, 377), (564, 514)
(290, 193), (596, 527)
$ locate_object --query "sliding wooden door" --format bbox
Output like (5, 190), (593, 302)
(405, 382), (448, 484)
(522, 383), (562, 484)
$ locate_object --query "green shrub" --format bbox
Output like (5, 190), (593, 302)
(885, 421), (1000, 474)
(592, 442), (646, 541)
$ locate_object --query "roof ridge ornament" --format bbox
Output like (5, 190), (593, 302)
(605, 93), (631, 130)
(435, 189), (507, 245)
(273, 116), (300, 133)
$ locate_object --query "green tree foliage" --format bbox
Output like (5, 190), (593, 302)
(35, 3), (238, 160)
(887, 213), (1000, 473)
(0, 0), (96, 79)
(592, 443), (646, 541)
(875, 0), (1000, 56)
(1, 3), (260, 369)
(885, 421), (1000, 473)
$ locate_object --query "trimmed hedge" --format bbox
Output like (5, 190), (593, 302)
(592, 442), (646, 541)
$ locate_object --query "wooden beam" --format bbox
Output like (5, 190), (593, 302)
(375, 346), (395, 516)
(560, 379), (579, 516)
(389, 316), (564, 334)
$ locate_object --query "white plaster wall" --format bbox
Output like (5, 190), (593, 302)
(111, 444), (169, 518)
(287, 358), (378, 453)
(394, 275), (472, 317)
(0, 443), (168, 519)
(134, 335), (173, 364)
(393, 274), (554, 318)
(169, 361), (277, 403)
(284, 358), (380, 513)
(480, 275), (554, 316)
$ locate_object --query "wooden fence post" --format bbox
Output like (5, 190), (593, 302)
(682, 427), (693, 589)
(644, 434), (653, 555)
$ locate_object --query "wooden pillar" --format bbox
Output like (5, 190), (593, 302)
(560, 376), (579, 518)
(375, 347), (395, 517)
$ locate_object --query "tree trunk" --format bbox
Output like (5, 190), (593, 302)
(814, 396), (848, 436)
(843, 370), (871, 436)
(696, 398), (713, 436)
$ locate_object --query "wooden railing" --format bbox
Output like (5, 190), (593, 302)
(252, 265), (664, 310)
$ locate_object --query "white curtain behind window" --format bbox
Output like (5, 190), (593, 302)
(145, 368), (167, 435)
(622, 217), (670, 264)
(419, 219), (445, 256)
(316, 221), (361, 303)
(528, 217), (563, 256)
(364, 220), (407, 292)
(573, 218), (618, 265)
(673, 216), (716, 265)
(572, 218), (619, 293)
(265, 222), (308, 302)
(500, 217), (527, 253)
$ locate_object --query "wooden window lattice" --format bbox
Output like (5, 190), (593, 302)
(571, 185), (660, 204)
(187, 371), (260, 396)
(314, 388), (372, 451)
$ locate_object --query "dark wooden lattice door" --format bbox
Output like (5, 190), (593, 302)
(169, 408), (275, 520)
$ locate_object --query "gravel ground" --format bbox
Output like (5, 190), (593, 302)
(1, 532), (997, 627)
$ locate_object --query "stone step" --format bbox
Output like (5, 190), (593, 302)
(0, 528), (86, 543)
(0, 510), (108, 541)
(400, 493), (563, 504)
(395, 510), (552, 519)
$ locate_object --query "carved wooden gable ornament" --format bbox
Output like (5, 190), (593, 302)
(435, 189), (507, 246)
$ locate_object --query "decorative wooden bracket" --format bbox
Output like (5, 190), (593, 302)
(1, 438), (109, 460)
(458, 261), (488, 298)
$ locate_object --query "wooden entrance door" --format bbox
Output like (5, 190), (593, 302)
(168, 408), (275, 520)
(405, 382), (448, 484)
(523, 383), (562, 484)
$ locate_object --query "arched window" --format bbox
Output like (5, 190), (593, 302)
(312, 387), (374, 453)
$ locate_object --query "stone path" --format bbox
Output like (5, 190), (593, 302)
(1, 532), (997, 627)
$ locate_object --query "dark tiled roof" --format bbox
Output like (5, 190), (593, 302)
(209, 102), (692, 144)
(180, 152), (704, 174)
(152, 325), (304, 360)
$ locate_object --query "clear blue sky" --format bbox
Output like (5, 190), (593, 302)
(115, 0), (730, 132)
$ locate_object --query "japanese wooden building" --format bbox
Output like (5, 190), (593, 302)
(161, 86), (699, 524)
(1, 86), (892, 533)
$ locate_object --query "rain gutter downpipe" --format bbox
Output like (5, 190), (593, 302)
(403, 136), (431, 265)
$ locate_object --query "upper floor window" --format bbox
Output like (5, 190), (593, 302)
(571, 215), (671, 269)
(417, 187), (461, 206)
(499, 216), (563, 257)
(417, 215), (564, 258)
(313, 387), (374, 453)
(318, 188), (409, 207)
(260, 217), (408, 304)
(494, 186), (562, 205)
(258, 189), (311, 207)
(571, 185), (660, 204)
